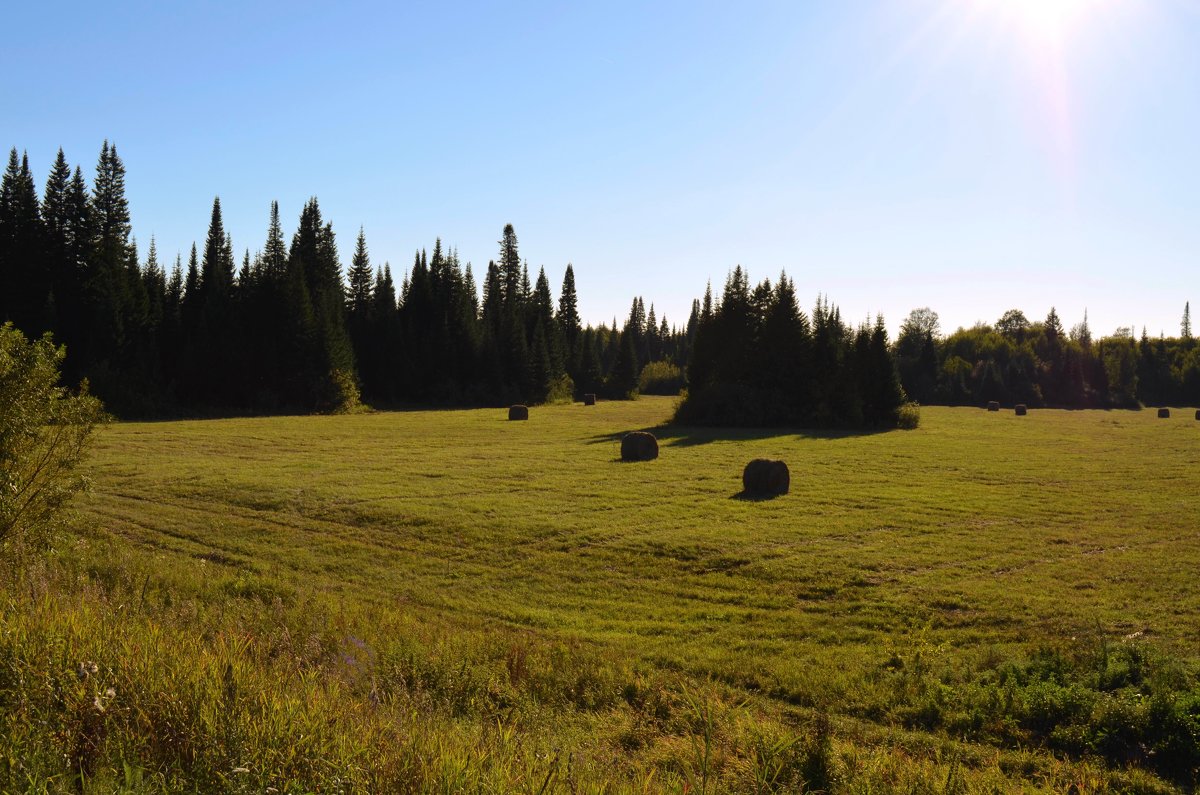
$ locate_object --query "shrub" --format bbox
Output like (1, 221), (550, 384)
(545, 373), (575, 404)
(0, 323), (106, 551)
(896, 402), (921, 430)
(638, 362), (684, 396)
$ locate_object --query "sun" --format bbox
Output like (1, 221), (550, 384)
(1012, 0), (1089, 38)
(976, 0), (1095, 43)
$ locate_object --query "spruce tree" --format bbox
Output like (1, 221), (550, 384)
(191, 198), (240, 405)
(346, 228), (374, 379)
(83, 141), (137, 398)
(578, 327), (602, 396)
(607, 327), (639, 399)
(0, 149), (45, 333)
(40, 150), (74, 334)
(864, 315), (905, 424)
(557, 264), (581, 355)
(498, 224), (520, 306)
(288, 199), (357, 411)
(347, 228), (372, 318)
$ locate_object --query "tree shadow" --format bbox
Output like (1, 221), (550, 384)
(584, 422), (894, 448)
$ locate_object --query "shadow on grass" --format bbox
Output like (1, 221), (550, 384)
(729, 490), (785, 502)
(585, 422), (894, 448)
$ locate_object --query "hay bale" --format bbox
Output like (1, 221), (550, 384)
(1157, 407), (1170, 419)
(508, 404), (529, 421)
(742, 459), (790, 497)
(987, 401), (1000, 412)
(620, 431), (658, 461)
(1015, 404), (1027, 416)
(583, 393), (596, 406)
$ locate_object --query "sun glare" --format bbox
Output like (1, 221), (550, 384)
(976, 0), (1095, 43)
(1013, 0), (1089, 39)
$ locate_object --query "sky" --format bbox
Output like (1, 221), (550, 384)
(3, 0), (1198, 338)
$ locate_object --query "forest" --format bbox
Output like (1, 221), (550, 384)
(0, 142), (1195, 424)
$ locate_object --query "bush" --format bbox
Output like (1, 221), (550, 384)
(638, 362), (685, 395)
(896, 402), (921, 430)
(0, 323), (106, 551)
(322, 368), (362, 414)
(545, 373), (575, 404)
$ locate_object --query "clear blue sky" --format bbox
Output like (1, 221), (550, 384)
(3, 0), (1197, 338)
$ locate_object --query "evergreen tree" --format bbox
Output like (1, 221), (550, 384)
(532, 266), (562, 377)
(578, 327), (602, 396)
(192, 197), (239, 405)
(364, 264), (400, 401)
(82, 141), (138, 403)
(288, 199), (357, 410)
(1183, 302), (1192, 341)
(607, 327), (639, 399)
(757, 273), (811, 419)
(346, 227), (374, 379)
(40, 150), (75, 336)
(557, 264), (581, 369)
(498, 223), (521, 306)
(347, 228), (372, 318)
(0, 149), (45, 333)
(862, 315), (905, 424)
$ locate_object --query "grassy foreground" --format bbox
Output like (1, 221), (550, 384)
(3, 397), (1199, 792)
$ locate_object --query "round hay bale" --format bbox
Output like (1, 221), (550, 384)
(620, 431), (658, 461)
(1015, 404), (1027, 416)
(987, 401), (1000, 412)
(508, 404), (529, 421)
(583, 393), (596, 406)
(743, 459), (789, 497)
(1157, 407), (1170, 419)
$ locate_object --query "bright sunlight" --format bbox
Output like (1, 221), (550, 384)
(972, 0), (1130, 45)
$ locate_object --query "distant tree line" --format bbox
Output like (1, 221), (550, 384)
(893, 305), (1200, 409)
(0, 144), (699, 416)
(12, 142), (1183, 426)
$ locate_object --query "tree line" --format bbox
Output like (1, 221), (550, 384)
(10, 142), (1184, 427)
(0, 144), (706, 416)
(893, 306), (1200, 409)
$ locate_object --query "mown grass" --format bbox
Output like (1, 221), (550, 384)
(2, 398), (1199, 792)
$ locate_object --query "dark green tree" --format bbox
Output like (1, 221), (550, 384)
(0, 150), (45, 333)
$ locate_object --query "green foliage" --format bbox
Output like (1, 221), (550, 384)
(544, 373), (576, 404)
(896, 401), (921, 429)
(0, 323), (105, 549)
(638, 361), (684, 395)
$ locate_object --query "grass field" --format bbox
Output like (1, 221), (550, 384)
(3, 398), (1200, 792)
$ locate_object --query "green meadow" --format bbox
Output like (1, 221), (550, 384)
(3, 397), (1200, 792)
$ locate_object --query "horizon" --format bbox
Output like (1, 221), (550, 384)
(4, 0), (1197, 339)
